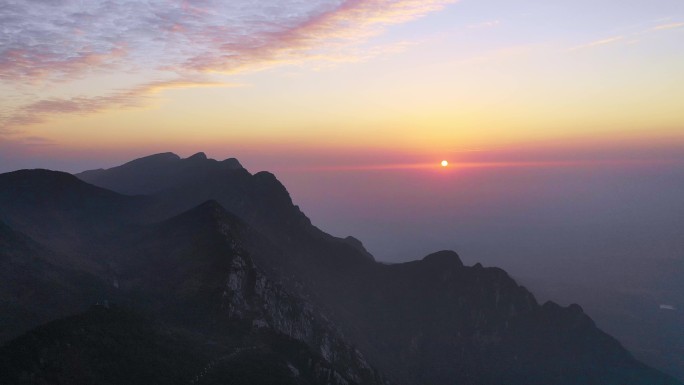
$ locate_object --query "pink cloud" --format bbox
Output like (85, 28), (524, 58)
(183, 0), (457, 73)
(0, 45), (127, 83)
(0, 79), (232, 129)
(2, 0), (455, 80)
(1, 0), (455, 129)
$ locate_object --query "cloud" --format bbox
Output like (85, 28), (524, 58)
(0, 45), (127, 84)
(1, 0), (455, 128)
(563, 19), (683, 54)
(652, 22), (684, 31)
(566, 36), (624, 52)
(0, 79), (234, 130)
(1, 0), (456, 81)
(179, 0), (458, 73)
(21, 136), (55, 144)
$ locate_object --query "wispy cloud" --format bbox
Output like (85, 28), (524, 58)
(18, 136), (56, 147)
(565, 18), (683, 53)
(0, 0), (456, 128)
(0, 79), (235, 129)
(652, 22), (684, 31)
(1, 0), (456, 81)
(566, 36), (624, 52)
(180, 0), (458, 73)
(0, 45), (128, 84)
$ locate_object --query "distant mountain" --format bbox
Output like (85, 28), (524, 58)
(303, 248), (678, 385)
(525, 275), (684, 383)
(77, 152), (371, 263)
(0, 169), (146, 256)
(0, 153), (680, 385)
(77, 152), (242, 195)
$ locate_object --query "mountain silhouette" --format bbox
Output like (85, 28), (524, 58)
(0, 169), (146, 256)
(0, 153), (679, 385)
(77, 152), (242, 195)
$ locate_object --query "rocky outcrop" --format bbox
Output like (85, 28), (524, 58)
(218, 224), (386, 385)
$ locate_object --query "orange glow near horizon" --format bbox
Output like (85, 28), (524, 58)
(1, 1), (683, 174)
(264, 158), (681, 174)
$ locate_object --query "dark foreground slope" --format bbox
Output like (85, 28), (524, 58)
(0, 220), (111, 342)
(0, 305), (353, 385)
(0, 153), (679, 385)
(0, 305), (207, 385)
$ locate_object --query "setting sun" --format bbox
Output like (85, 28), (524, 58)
(441, 160), (449, 167)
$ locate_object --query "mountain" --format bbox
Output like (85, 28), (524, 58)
(0, 304), (361, 385)
(0, 169), (146, 257)
(305, 250), (678, 385)
(0, 305), (208, 385)
(77, 152), (373, 264)
(0, 220), (109, 343)
(77, 152), (242, 196)
(100, 200), (387, 385)
(0, 153), (680, 385)
(525, 274), (684, 383)
(0, 181), (385, 384)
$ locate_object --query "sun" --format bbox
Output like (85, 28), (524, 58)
(441, 160), (448, 167)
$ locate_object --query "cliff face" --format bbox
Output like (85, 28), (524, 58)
(187, 202), (382, 385)
(123, 199), (387, 385)
(221, 244), (382, 385)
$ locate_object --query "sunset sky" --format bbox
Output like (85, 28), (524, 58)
(2, 0), (683, 170)
(2, 0), (684, 267)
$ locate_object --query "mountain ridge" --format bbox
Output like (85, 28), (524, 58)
(77, 152), (243, 196)
(0, 153), (680, 385)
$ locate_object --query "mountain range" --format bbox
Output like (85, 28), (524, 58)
(0, 152), (680, 385)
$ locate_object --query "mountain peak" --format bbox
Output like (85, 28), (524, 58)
(422, 250), (464, 267)
(0, 169), (124, 203)
(3, 168), (80, 183)
(122, 152), (181, 167)
(343, 236), (375, 261)
(76, 152), (247, 195)
(196, 199), (223, 210)
(170, 199), (231, 221)
(221, 157), (242, 169)
(162, 199), (243, 232)
(186, 152), (207, 160)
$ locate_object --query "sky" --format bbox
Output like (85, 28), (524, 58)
(1, 0), (683, 275)
(1, 0), (683, 168)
